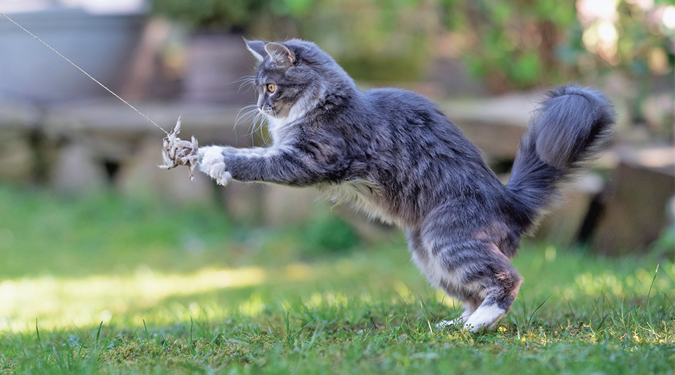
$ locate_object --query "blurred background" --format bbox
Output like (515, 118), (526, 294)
(0, 0), (673, 332)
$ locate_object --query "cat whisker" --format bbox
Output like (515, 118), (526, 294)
(246, 111), (266, 144)
(228, 75), (255, 86)
(237, 76), (258, 94)
(234, 105), (259, 131)
(258, 115), (270, 145)
(255, 113), (267, 138)
(248, 113), (262, 146)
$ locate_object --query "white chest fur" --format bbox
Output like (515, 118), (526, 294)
(320, 179), (401, 226)
(265, 88), (323, 145)
(266, 116), (291, 145)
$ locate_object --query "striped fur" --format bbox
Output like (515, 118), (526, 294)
(179, 39), (615, 332)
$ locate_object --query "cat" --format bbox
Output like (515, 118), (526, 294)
(163, 39), (615, 332)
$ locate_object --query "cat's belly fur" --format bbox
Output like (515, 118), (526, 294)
(317, 179), (403, 226)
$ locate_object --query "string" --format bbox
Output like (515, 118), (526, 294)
(0, 12), (169, 135)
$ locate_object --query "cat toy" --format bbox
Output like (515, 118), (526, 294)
(159, 117), (200, 180)
(0, 12), (199, 180)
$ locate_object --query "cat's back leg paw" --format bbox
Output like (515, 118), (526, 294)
(435, 304), (474, 331)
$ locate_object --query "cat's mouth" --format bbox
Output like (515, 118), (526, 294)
(259, 106), (276, 117)
(260, 103), (291, 119)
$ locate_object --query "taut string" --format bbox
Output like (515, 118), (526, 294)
(0, 12), (170, 135)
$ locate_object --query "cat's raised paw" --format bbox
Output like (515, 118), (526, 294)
(199, 147), (231, 186)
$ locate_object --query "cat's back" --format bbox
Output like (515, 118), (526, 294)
(363, 87), (441, 123)
(361, 87), (481, 156)
(362, 88), (464, 136)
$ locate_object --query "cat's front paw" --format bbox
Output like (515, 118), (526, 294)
(199, 146), (232, 186)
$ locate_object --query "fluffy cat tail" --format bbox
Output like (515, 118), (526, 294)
(506, 84), (615, 227)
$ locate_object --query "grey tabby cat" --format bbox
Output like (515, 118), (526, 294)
(164, 39), (615, 332)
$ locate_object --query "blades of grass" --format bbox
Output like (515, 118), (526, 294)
(418, 298), (431, 319)
(71, 319), (86, 348)
(596, 312), (610, 332)
(661, 291), (675, 312)
(35, 319), (41, 347)
(288, 317), (301, 337)
(303, 321), (323, 353)
(52, 346), (60, 364)
(202, 350), (214, 360)
(288, 318), (316, 345)
(646, 264), (660, 313)
(143, 319), (150, 343)
(418, 299), (435, 334)
(566, 299), (576, 319)
(190, 316), (194, 343)
(210, 332), (221, 346)
(167, 328), (175, 342)
(95, 321), (103, 350)
(527, 294), (552, 331)
(189, 316), (197, 355)
(600, 292), (606, 322)
(277, 302), (290, 338)
(520, 291), (529, 321)
(266, 318), (281, 338)
(608, 304), (621, 328)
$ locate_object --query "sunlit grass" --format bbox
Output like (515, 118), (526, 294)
(0, 266), (269, 332)
(0, 185), (673, 374)
(1, 245), (672, 334)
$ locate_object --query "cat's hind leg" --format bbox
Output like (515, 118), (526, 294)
(433, 242), (522, 332)
(462, 268), (522, 332)
(435, 290), (481, 329)
(429, 243), (521, 332)
(452, 248), (522, 332)
(419, 206), (523, 332)
(407, 228), (475, 329)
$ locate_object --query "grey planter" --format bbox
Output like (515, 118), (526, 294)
(0, 8), (143, 103)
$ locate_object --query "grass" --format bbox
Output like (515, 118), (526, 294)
(0, 185), (673, 374)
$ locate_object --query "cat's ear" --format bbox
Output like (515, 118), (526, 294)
(244, 38), (267, 62)
(265, 42), (295, 67)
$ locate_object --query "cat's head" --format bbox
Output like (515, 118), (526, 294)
(244, 39), (353, 121)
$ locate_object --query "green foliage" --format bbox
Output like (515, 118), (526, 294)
(302, 214), (360, 254)
(150, 0), (320, 30)
(270, 0), (316, 16)
(303, 1), (433, 82)
(151, 0), (262, 30)
(151, 0), (674, 90)
(337, 54), (427, 82)
(151, 0), (436, 82)
(442, 0), (675, 93)
(439, 0), (579, 92)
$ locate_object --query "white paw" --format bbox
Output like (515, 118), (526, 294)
(463, 305), (505, 332)
(199, 147), (231, 186)
(435, 318), (466, 331)
(436, 308), (472, 331)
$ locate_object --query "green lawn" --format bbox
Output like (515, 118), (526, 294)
(0, 185), (673, 374)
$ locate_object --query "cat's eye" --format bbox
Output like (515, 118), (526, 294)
(266, 83), (276, 93)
